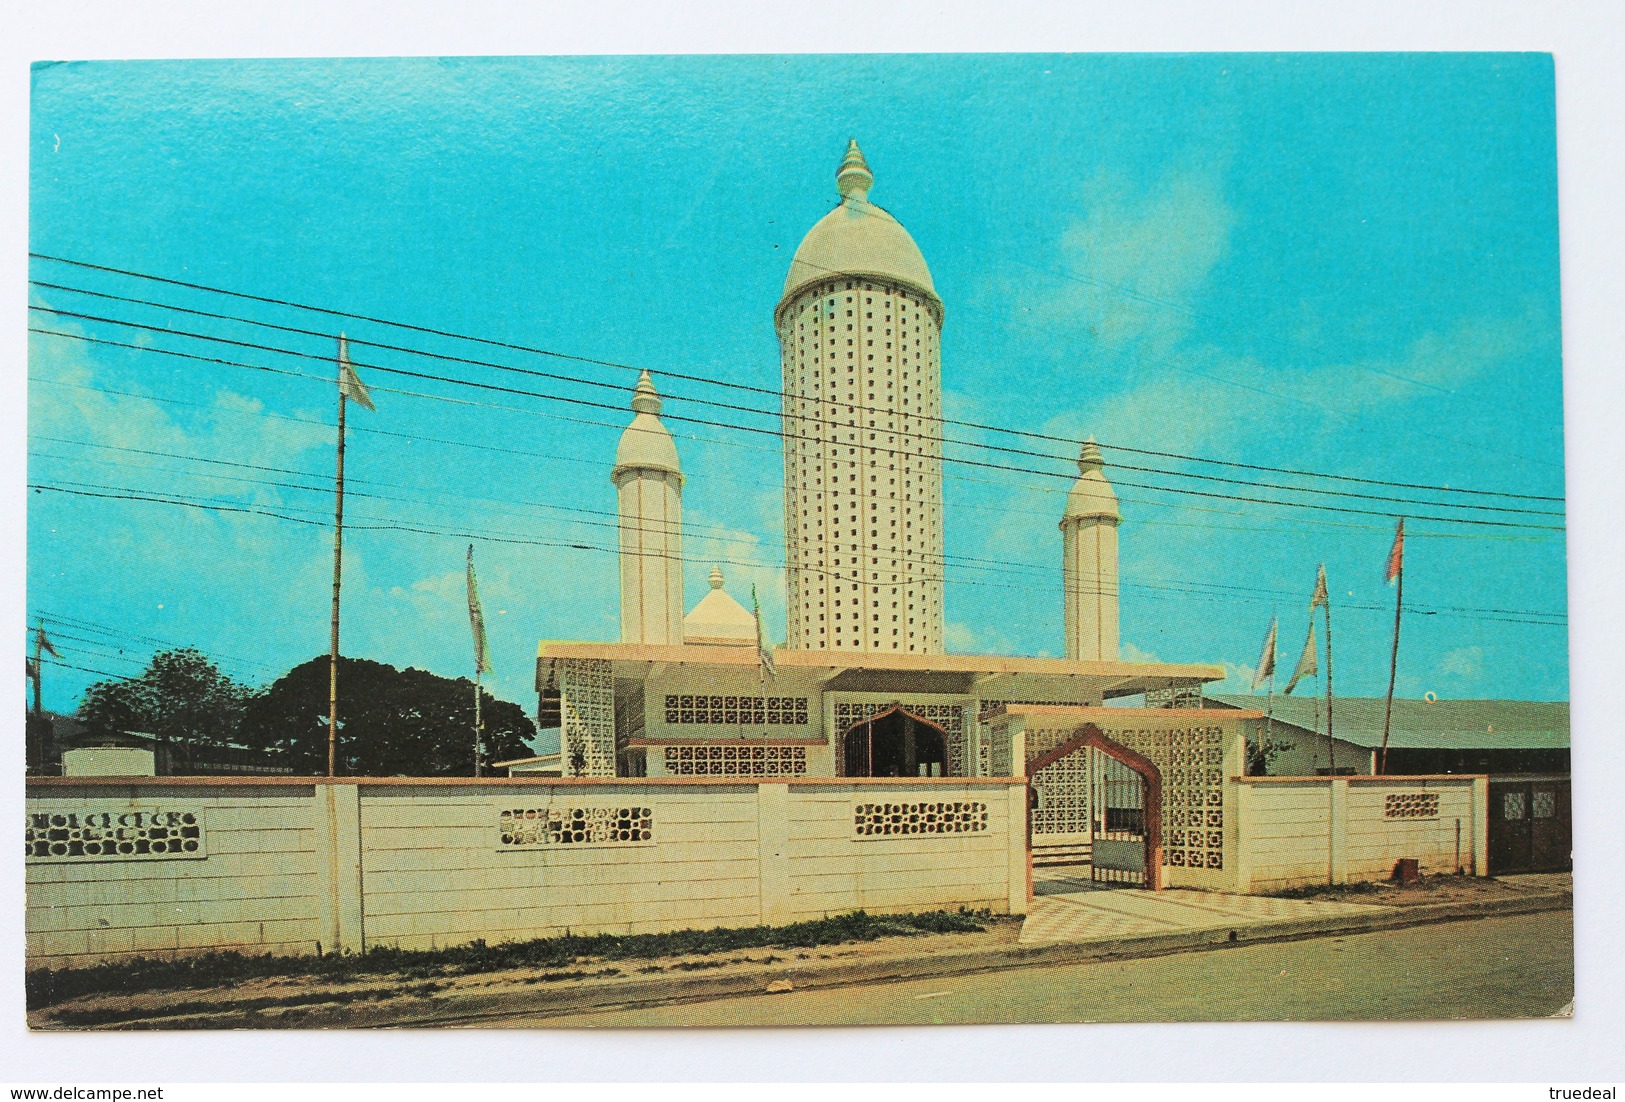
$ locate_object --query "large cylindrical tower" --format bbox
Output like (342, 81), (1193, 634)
(777, 140), (945, 654)
(612, 371), (684, 645)
(1061, 440), (1121, 661)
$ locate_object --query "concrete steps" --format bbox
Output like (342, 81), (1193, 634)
(1032, 841), (1093, 868)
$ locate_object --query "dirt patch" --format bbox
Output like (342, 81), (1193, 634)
(28, 915), (1023, 1031)
(1267, 873), (1569, 908)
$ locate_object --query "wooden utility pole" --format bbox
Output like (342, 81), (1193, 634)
(31, 621), (45, 719)
(327, 334), (374, 777)
(328, 365), (347, 778)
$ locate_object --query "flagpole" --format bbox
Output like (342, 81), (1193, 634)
(31, 621), (44, 720)
(1264, 663), (1275, 772)
(473, 667), (483, 778)
(328, 373), (347, 779)
(467, 543), (489, 778)
(1379, 520), (1405, 775)
(1324, 591), (1335, 777)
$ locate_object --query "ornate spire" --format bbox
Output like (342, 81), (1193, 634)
(708, 565), (725, 590)
(836, 139), (873, 201)
(1077, 436), (1105, 474)
(631, 369), (662, 416)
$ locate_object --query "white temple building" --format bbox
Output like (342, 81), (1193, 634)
(537, 141), (1228, 783)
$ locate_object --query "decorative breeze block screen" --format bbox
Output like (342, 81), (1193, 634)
(1019, 724), (1230, 871)
(1121, 725), (1226, 871)
(1384, 792), (1441, 819)
(836, 701), (967, 776)
(27, 809), (205, 861)
(854, 801), (988, 837)
(499, 807), (653, 847)
(559, 658), (616, 776)
(1030, 746), (1091, 837)
(663, 744), (808, 776)
(977, 699), (1086, 722)
(1532, 790), (1556, 819)
(664, 695), (810, 726)
(1144, 685), (1204, 709)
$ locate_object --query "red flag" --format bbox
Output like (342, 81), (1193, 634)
(1384, 518), (1405, 584)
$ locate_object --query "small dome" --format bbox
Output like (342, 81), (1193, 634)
(683, 566), (757, 645)
(780, 141), (938, 308)
(1063, 439), (1121, 522)
(612, 371), (681, 481)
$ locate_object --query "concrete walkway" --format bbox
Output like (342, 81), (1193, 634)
(1019, 866), (1394, 944)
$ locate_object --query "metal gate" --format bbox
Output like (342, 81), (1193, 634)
(1026, 723), (1165, 891)
(1089, 753), (1148, 885)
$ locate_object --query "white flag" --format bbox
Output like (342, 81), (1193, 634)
(752, 584), (776, 679)
(1310, 564), (1329, 610)
(467, 545), (491, 675)
(1283, 619), (1317, 695)
(338, 335), (375, 412)
(1250, 617), (1278, 692)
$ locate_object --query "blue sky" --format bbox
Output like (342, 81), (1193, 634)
(27, 53), (1567, 720)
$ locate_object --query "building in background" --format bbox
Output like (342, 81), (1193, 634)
(1206, 695), (1569, 777)
(541, 141), (1235, 787)
(1208, 694), (1570, 874)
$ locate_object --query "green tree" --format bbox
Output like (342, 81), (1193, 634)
(1245, 730), (1297, 776)
(237, 655), (535, 776)
(77, 648), (254, 759)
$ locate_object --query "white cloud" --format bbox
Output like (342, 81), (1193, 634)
(1119, 641), (1160, 664)
(1438, 645), (1486, 682)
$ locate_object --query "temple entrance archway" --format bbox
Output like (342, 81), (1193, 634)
(840, 705), (949, 778)
(1028, 723), (1164, 891)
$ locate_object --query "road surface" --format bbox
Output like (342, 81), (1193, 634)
(496, 910), (1572, 1027)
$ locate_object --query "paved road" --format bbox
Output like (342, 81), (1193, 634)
(502, 910), (1572, 1027)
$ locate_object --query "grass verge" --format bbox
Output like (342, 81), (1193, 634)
(27, 908), (990, 1012)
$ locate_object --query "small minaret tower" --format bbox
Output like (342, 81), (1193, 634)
(1061, 439), (1121, 661)
(612, 371), (684, 644)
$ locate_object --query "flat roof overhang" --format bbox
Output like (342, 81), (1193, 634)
(537, 641), (1224, 700)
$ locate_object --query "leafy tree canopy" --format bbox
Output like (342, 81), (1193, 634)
(238, 655), (535, 776)
(77, 647), (254, 751)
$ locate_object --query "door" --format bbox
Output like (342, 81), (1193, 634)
(840, 706), (949, 778)
(1488, 781), (1533, 874)
(1529, 780), (1572, 872)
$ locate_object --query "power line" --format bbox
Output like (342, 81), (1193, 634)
(26, 373), (1558, 546)
(29, 254), (1564, 503)
(34, 276), (1571, 518)
(26, 315), (1566, 533)
(30, 435), (1571, 623)
(38, 655), (142, 684)
(27, 477), (1569, 629)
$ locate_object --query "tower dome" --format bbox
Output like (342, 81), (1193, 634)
(682, 566), (757, 646)
(1062, 439), (1121, 522)
(612, 371), (682, 479)
(779, 140), (939, 314)
(777, 141), (946, 655)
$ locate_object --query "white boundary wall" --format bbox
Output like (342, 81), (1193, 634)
(26, 777), (1027, 968)
(1235, 775), (1489, 892)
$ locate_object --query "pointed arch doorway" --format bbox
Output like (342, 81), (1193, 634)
(1028, 723), (1164, 890)
(840, 705), (950, 777)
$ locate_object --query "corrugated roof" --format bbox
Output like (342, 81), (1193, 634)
(1207, 695), (1569, 750)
